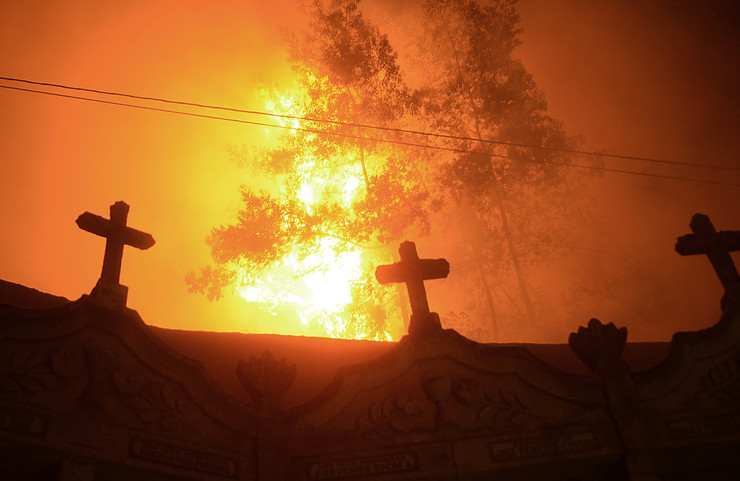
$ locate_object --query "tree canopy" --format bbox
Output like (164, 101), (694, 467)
(187, 0), (591, 341)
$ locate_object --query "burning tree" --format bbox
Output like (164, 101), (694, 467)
(187, 0), (589, 341)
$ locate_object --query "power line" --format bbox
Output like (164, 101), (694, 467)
(2, 82), (740, 189)
(2, 75), (737, 173)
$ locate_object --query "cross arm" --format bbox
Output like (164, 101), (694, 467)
(76, 212), (155, 250)
(375, 258), (449, 284)
(676, 230), (740, 256)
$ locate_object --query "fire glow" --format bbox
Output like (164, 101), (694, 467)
(234, 91), (397, 341)
(236, 239), (366, 333)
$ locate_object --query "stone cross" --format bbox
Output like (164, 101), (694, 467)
(76, 201), (155, 307)
(675, 213), (740, 292)
(375, 241), (449, 318)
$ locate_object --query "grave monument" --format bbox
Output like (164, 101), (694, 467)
(0, 204), (738, 480)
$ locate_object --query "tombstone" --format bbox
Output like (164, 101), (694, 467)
(375, 241), (449, 336)
(675, 213), (740, 306)
(76, 201), (155, 309)
(2, 213), (740, 480)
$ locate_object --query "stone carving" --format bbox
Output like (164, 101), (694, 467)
(453, 378), (484, 405)
(699, 357), (740, 403)
(423, 376), (452, 429)
(569, 319), (634, 421)
(76, 342), (195, 432)
(237, 350), (296, 411)
(0, 405), (47, 437)
(476, 385), (535, 428)
(355, 376), (540, 440)
(570, 319), (660, 480)
(490, 431), (599, 462)
(375, 241), (449, 335)
(668, 412), (740, 440)
(569, 318), (627, 376)
(129, 436), (240, 478)
(675, 213), (740, 306)
(113, 367), (192, 431)
(356, 386), (429, 439)
(307, 452), (419, 480)
(76, 201), (155, 309)
(0, 346), (76, 396)
(427, 376), (538, 430)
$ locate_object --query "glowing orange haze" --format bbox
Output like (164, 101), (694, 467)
(0, 0), (307, 335)
(0, 1), (738, 342)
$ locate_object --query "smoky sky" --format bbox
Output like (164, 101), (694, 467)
(371, 0), (740, 341)
(0, 0), (738, 343)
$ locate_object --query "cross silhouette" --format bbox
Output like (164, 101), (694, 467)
(76, 201), (155, 307)
(375, 241), (449, 319)
(675, 213), (740, 292)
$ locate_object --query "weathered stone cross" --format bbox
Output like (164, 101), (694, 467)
(375, 241), (449, 323)
(675, 213), (740, 292)
(76, 201), (155, 307)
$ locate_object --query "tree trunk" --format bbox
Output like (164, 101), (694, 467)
(493, 195), (535, 323)
(433, 5), (536, 326)
(360, 146), (370, 188)
(477, 264), (498, 338)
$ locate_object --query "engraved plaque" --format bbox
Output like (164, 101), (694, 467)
(491, 431), (598, 461)
(129, 436), (239, 478)
(668, 412), (740, 440)
(0, 405), (46, 437)
(308, 452), (419, 480)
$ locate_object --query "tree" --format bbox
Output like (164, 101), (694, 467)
(187, 0), (589, 341)
(188, 0), (432, 340)
(413, 0), (587, 337)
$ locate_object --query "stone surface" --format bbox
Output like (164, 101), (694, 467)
(76, 201), (155, 309)
(376, 241), (449, 336)
(237, 350), (296, 412)
(1, 216), (740, 479)
(1, 281), (739, 479)
(0, 279), (69, 309)
(676, 213), (740, 306)
(0, 297), (258, 480)
(149, 327), (670, 409)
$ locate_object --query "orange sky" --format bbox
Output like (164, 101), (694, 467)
(1, 0), (739, 342)
(0, 0), (304, 334)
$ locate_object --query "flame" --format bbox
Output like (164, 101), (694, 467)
(236, 89), (398, 341)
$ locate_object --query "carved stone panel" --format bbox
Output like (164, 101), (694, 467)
(0, 299), (259, 480)
(291, 442), (456, 481)
(0, 340), (85, 411)
(628, 313), (740, 461)
(129, 435), (241, 479)
(0, 404), (47, 438)
(287, 331), (610, 481)
(305, 357), (603, 448)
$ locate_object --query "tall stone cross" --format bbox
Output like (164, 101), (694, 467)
(375, 241), (449, 334)
(76, 201), (155, 308)
(675, 213), (740, 293)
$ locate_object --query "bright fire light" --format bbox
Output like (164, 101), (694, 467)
(236, 238), (366, 335)
(235, 89), (398, 341)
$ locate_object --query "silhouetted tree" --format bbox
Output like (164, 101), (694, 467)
(415, 0), (586, 334)
(188, 0), (590, 340)
(188, 0), (429, 340)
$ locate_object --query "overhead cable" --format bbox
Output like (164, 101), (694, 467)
(1, 82), (739, 189)
(2, 75), (737, 173)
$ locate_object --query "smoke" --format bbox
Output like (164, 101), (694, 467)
(504, 0), (740, 341)
(366, 0), (740, 342)
(1, 0), (738, 342)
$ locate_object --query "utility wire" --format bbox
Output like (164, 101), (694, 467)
(2, 82), (740, 188)
(2, 75), (737, 173)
